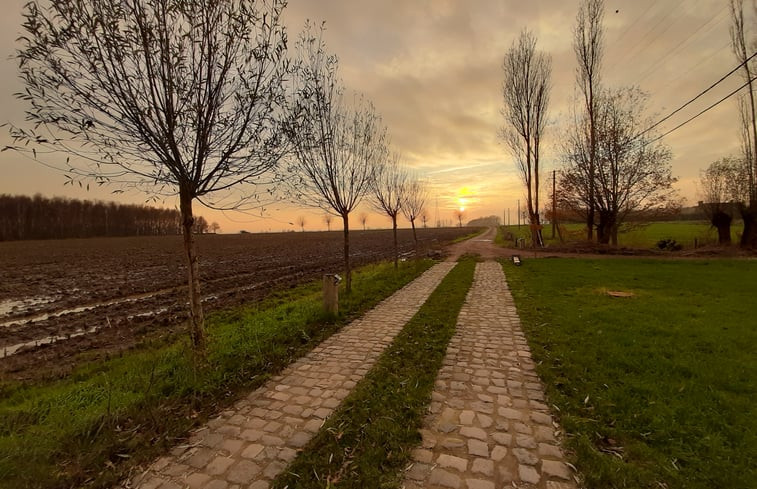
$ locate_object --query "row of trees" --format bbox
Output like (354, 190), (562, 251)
(0, 194), (217, 241)
(370, 154), (427, 268)
(8, 1), (425, 354)
(502, 0), (744, 248)
(282, 24), (427, 288)
(298, 209), (430, 233)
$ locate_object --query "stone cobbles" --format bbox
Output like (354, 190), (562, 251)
(125, 262), (456, 489)
(403, 262), (579, 489)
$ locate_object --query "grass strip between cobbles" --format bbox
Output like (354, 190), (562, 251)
(273, 257), (477, 489)
(0, 259), (433, 489)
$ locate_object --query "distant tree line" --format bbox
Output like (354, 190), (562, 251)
(0, 194), (216, 241)
(467, 215), (502, 227)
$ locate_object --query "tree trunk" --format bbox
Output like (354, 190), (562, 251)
(596, 210), (614, 245)
(410, 218), (418, 254)
(740, 204), (757, 248)
(587, 69), (598, 243)
(342, 213), (352, 293)
(711, 210), (732, 245)
(179, 187), (205, 353)
(392, 214), (398, 269)
(529, 213), (543, 247)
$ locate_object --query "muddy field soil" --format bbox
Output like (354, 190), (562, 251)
(0, 228), (472, 380)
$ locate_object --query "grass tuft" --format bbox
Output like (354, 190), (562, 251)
(273, 257), (477, 489)
(0, 259), (433, 489)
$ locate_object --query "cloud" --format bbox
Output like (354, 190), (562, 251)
(0, 0), (749, 232)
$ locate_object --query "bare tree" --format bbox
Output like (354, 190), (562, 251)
(453, 209), (465, 227)
(730, 0), (757, 247)
(402, 177), (427, 249)
(323, 213), (332, 231)
(9, 0), (289, 353)
(359, 212), (369, 230)
(559, 87), (677, 245)
(574, 0), (605, 241)
(501, 29), (551, 247)
(297, 215), (306, 232)
(209, 222), (221, 234)
(421, 211), (428, 228)
(193, 216), (209, 234)
(285, 27), (385, 292)
(699, 157), (750, 244)
(371, 153), (407, 268)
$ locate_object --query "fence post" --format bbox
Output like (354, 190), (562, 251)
(323, 274), (341, 314)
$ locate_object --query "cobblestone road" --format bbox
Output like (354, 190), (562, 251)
(125, 262), (456, 489)
(403, 262), (578, 489)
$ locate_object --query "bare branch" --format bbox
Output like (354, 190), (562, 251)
(283, 24), (387, 290)
(559, 87), (677, 245)
(10, 0), (291, 353)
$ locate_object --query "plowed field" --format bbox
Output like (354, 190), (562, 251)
(0, 228), (472, 379)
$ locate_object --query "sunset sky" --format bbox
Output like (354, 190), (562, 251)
(0, 0), (749, 232)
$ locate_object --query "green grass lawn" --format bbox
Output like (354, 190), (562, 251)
(503, 258), (757, 489)
(498, 221), (744, 249)
(0, 259), (433, 489)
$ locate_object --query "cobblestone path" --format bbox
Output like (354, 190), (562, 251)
(403, 262), (578, 489)
(126, 262), (456, 489)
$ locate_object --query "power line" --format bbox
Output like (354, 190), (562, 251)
(660, 39), (732, 91)
(634, 6), (729, 86)
(613, 0), (686, 70)
(611, 1), (659, 47)
(638, 49), (757, 138)
(650, 72), (757, 143)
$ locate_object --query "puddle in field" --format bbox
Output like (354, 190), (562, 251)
(1, 303), (175, 359)
(126, 307), (169, 320)
(0, 326), (101, 359)
(0, 291), (168, 328)
(0, 295), (61, 318)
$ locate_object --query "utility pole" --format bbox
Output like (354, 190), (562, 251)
(435, 195), (439, 228)
(517, 200), (521, 228)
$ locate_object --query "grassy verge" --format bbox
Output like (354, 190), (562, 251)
(498, 221), (745, 249)
(0, 259), (434, 489)
(619, 221), (741, 248)
(273, 257), (477, 489)
(502, 258), (757, 489)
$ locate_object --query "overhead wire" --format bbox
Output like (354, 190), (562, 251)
(610, 0), (658, 47)
(634, 5), (729, 86)
(637, 49), (757, 138)
(649, 71), (757, 143)
(660, 39), (732, 91)
(610, 0), (686, 71)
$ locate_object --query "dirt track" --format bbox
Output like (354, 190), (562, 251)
(0, 228), (470, 380)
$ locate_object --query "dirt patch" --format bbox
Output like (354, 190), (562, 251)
(607, 290), (635, 298)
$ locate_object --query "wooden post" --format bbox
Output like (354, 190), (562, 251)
(323, 274), (339, 314)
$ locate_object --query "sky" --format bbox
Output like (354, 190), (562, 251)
(0, 0), (749, 232)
